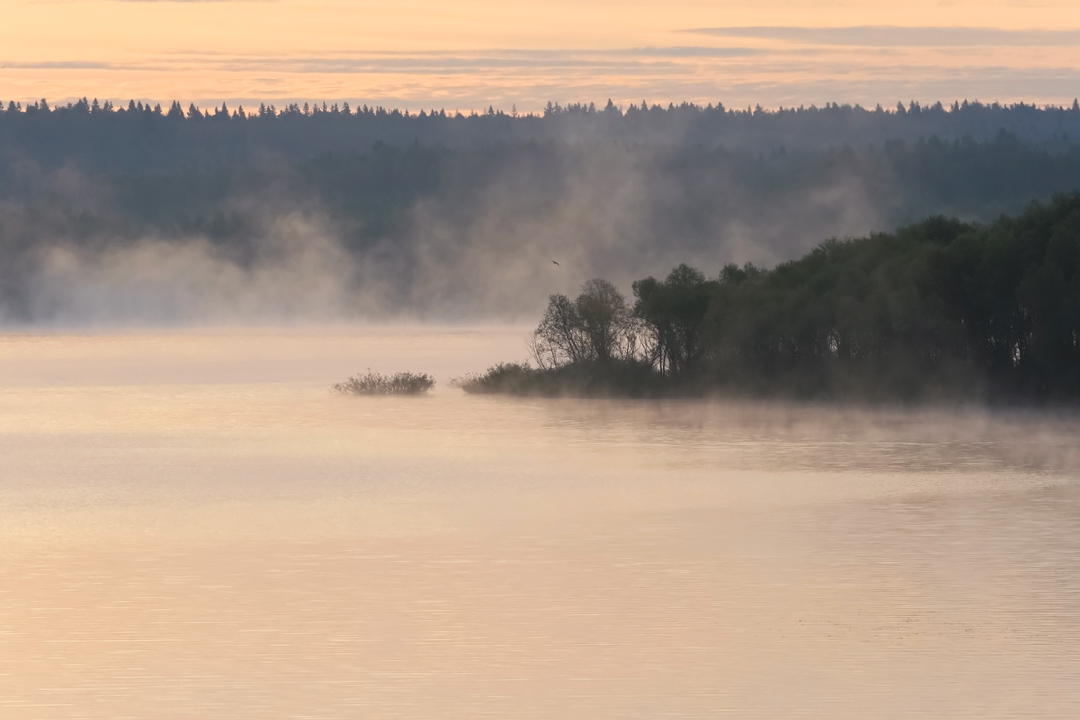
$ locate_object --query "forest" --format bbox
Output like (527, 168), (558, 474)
(463, 194), (1080, 404)
(2, 98), (1080, 171)
(3, 98), (1080, 324)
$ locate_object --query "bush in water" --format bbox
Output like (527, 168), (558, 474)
(333, 370), (435, 396)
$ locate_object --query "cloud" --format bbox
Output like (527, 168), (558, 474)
(1, 48), (759, 77)
(590, 47), (763, 59)
(684, 26), (1080, 47)
(113, 0), (275, 2)
(212, 48), (760, 75)
(2, 61), (117, 70)
(33, 0), (273, 3)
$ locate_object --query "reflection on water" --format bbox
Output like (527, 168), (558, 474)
(1, 328), (1078, 719)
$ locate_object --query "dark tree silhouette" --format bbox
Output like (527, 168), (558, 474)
(472, 195), (1080, 404)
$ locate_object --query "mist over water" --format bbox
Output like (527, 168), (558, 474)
(2, 327), (1078, 718)
(1, 152), (887, 326)
(10, 126), (1080, 326)
(24, 217), (360, 325)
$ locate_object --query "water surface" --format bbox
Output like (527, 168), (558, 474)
(1, 328), (1078, 719)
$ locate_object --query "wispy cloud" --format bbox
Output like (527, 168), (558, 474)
(599, 47), (763, 59)
(114, 0), (275, 2)
(3, 61), (117, 69)
(685, 26), (1080, 47)
(33, 0), (273, 3)
(218, 48), (761, 75)
(3, 48), (762, 76)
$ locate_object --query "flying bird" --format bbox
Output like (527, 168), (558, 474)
(552, 260), (560, 266)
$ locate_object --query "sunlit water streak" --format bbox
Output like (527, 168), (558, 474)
(1, 328), (1078, 719)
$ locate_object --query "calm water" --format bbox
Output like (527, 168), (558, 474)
(1, 328), (1078, 719)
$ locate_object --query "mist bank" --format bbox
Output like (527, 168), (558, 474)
(464, 195), (1080, 405)
(4, 131), (1080, 325)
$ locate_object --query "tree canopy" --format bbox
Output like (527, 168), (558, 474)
(467, 194), (1080, 404)
(2, 96), (1080, 172)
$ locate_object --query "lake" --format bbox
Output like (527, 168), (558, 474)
(1, 327), (1078, 719)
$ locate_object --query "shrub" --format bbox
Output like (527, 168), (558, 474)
(332, 370), (435, 396)
(458, 359), (666, 397)
(456, 363), (537, 394)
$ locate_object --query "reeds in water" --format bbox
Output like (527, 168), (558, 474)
(332, 370), (435, 396)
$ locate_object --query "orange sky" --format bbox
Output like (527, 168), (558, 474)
(2, 0), (1080, 110)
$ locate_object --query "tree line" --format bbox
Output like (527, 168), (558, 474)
(3, 96), (1080, 172)
(5, 96), (1078, 123)
(465, 194), (1080, 404)
(5, 93), (1080, 325)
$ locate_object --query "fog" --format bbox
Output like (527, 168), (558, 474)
(5, 102), (1080, 326)
(1, 146), (890, 326)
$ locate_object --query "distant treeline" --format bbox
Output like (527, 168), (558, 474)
(5, 95), (1080, 324)
(2, 96), (1080, 171)
(464, 195), (1080, 404)
(5, 132), (1080, 322)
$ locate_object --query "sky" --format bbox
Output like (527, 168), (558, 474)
(2, 0), (1080, 111)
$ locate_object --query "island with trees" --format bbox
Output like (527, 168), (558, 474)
(462, 194), (1080, 404)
